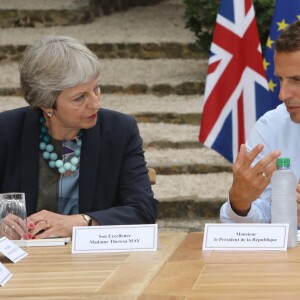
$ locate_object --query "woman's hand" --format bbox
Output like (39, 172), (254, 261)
(27, 210), (87, 239)
(0, 214), (27, 240)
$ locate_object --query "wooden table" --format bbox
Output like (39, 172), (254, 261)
(1, 232), (300, 299)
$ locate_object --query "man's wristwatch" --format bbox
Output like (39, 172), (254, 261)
(82, 214), (92, 226)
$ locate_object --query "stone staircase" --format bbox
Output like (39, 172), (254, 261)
(0, 0), (232, 231)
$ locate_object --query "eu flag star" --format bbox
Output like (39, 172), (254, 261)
(268, 79), (277, 92)
(263, 58), (270, 71)
(266, 37), (274, 49)
(277, 19), (289, 31)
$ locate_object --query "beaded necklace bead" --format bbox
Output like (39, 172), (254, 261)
(39, 116), (82, 174)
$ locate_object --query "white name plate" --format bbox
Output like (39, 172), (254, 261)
(72, 224), (158, 254)
(203, 223), (289, 251)
(0, 262), (12, 286)
(0, 237), (28, 262)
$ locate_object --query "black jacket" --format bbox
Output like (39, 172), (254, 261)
(0, 107), (157, 225)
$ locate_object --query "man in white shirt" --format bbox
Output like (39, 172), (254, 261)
(220, 20), (300, 225)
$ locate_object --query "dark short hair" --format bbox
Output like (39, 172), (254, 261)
(275, 20), (300, 53)
(19, 35), (101, 108)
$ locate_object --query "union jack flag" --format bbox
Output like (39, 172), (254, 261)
(199, 0), (273, 163)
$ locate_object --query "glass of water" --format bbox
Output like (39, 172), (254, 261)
(0, 193), (28, 240)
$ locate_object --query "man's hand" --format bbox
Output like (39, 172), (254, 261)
(229, 144), (281, 216)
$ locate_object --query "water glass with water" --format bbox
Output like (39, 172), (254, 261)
(0, 193), (28, 240)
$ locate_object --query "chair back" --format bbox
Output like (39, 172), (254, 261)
(148, 168), (156, 185)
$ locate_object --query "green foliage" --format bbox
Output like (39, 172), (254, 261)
(183, 0), (275, 54)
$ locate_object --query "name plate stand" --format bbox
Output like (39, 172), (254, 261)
(0, 263), (12, 286)
(72, 224), (158, 254)
(0, 237), (28, 286)
(203, 223), (289, 251)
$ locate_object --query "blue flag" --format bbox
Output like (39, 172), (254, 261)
(264, 0), (300, 107)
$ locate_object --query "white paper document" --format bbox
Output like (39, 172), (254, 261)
(0, 262), (12, 286)
(0, 237), (28, 262)
(72, 224), (158, 253)
(203, 223), (289, 251)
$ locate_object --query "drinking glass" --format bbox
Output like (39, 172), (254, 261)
(0, 193), (28, 240)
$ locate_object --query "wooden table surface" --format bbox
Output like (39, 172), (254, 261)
(1, 232), (300, 299)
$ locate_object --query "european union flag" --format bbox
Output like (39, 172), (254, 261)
(264, 0), (300, 108)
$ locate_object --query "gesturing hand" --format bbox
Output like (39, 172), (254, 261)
(229, 144), (281, 216)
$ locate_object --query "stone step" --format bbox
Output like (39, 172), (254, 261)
(0, 95), (204, 123)
(139, 122), (199, 148)
(157, 217), (220, 232)
(0, 0), (193, 44)
(0, 43), (202, 62)
(0, 58), (207, 96)
(0, 96), (27, 111)
(0, 0), (94, 28)
(0, 0), (203, 60)
(0, 0), (164, 29)
(145, 148), (231, 174)
(153, 173), (232, 218)
(103, 94), (204, 125)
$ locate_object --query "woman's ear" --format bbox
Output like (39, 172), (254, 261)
(40, 108), (54, 118)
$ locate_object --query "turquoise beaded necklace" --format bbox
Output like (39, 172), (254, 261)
(39, 116), (82, 174)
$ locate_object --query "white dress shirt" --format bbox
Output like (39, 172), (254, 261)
(220, 103), (300, 223)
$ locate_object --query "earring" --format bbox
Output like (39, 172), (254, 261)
(47, 111), (53, 118)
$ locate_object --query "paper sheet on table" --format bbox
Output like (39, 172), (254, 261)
(12, 237), (71, 247)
